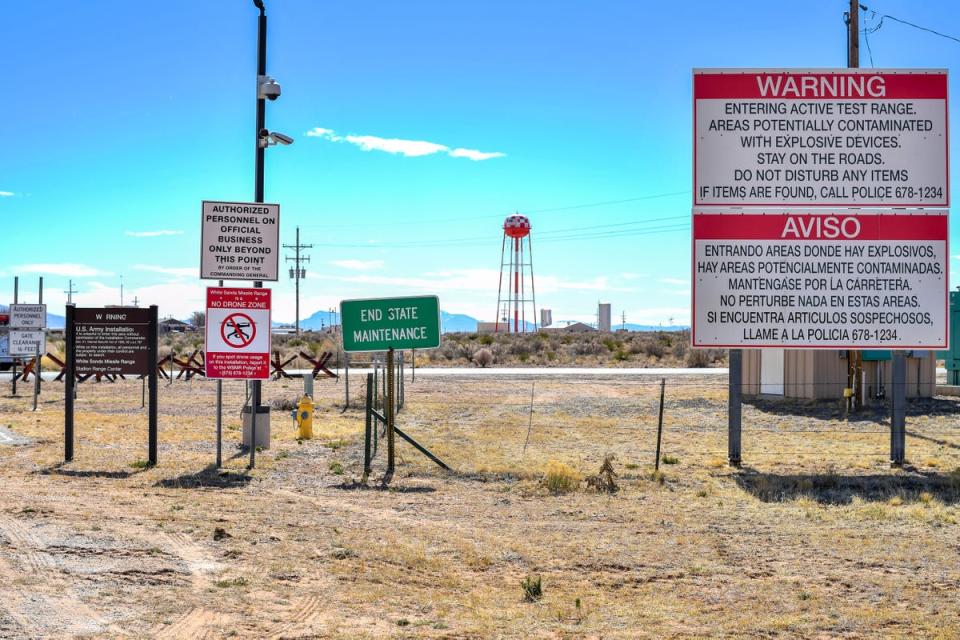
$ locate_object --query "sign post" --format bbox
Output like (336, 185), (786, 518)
(9, 303), (46, 409)
(694, 67), (949, 467)
(206, 287), (271, 467)
(65, 306), (158, 464)
(341, 295), (442, 475)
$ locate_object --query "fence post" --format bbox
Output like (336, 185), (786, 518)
(364, 372), (373, 479)
(728, 349), (742, 467)
(891, 350), (906, 466)
(654, 378), (665, 470)
(386, 348), (396, 474)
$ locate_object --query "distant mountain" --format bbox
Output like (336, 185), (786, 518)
(441, 311), (478, 333)
(299, 309), (340, 330)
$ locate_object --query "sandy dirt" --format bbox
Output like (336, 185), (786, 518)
(0, 373), (959, 638)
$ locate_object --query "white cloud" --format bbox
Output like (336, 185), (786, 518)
(306, 127), (505, 161)
(658, 277), (690, 286)
(132, 264), (196, 278)
(0, 191), (13, 197)
(16, 263), (114, 277)
(330, 259), (384, 271)
(125, 230), (184, 237)
(343, 134), (448, 157)
(448, 148), (506, 161)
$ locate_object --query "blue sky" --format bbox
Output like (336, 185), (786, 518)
(3, 0), (960, 324)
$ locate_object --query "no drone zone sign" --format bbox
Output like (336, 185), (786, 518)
(205, 287), (271, 380)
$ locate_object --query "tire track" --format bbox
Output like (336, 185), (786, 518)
(267, 595), (323, 639)
(0, 513), (56, 573)
(155, 607), (228, 640)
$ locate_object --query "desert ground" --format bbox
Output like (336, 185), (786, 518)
(1, 371), (959, 639)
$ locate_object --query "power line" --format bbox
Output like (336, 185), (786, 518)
(298, 188), (690, 231)
(860, 5), (960, 51)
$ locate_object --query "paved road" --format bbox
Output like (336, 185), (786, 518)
(1, 367), (729, 383)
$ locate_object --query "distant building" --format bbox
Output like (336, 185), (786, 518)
(540, 309), (552, 328)
(542, 321), (595, 333)
(159, 318), (192, 334)
(477, 322), (498, 334)
(598, 303), (611, 332)
(742, 349), (935, 402)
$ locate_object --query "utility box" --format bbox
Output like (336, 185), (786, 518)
(242, 406), (271, 450)
(942, 291), (960, 385)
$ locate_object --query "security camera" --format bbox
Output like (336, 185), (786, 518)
(257, 74), (281, 101)
(270, 132), (294, 145)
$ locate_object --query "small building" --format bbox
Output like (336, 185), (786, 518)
(598, 303), (611, 332)
(540, 309), (553, 328)
(159, 318), (193, 334)
(542, 321), (595, 333)
(476, 322), (498, 334)
(742, 349), (935, 402)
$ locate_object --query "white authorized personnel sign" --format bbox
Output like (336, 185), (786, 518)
(200, 200), (280, 281)
(9, 304), (47, 328)
(692, 209), (948, 349)
(694, 69), (948, 207)
(9, 330), (46, 357)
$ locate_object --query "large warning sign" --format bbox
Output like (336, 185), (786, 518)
(200, 200), (280, 282)
(694, 69), (948, 207)
(74, 307), (153, 375)
(692, 209), (948, 349)
(205, 287), (271, 380)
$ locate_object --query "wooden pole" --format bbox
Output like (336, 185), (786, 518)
(386, 348), (395, 474)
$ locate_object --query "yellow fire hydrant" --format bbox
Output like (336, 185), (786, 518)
(295, 395), (314, 440)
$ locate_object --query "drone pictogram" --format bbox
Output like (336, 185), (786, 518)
(220, 312), (257, 348)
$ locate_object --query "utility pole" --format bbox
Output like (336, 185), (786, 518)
(621, 310), (626, 332)
(845, 0), (864, 414)
(120, 275), (124, 307)
(251, 0), (267, 469)
(132, 296), (140, 308)
(64, 280), (78, 304)
(283, 225), (312, 335)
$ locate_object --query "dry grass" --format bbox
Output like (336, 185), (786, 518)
(0, 373), (958, 638)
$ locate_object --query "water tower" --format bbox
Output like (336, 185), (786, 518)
(495, 213), (537, 333)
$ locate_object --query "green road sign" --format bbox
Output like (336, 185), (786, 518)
(340, 295), (441, 353)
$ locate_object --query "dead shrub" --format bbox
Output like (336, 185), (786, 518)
(473, 348), (494, 368)
(585, 454), (619, 493)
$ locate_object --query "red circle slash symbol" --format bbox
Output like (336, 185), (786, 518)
(221, 312), (257, 348)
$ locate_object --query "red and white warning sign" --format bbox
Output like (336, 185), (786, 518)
(692, 209), (948, 349)
(205, 287), (271, 380)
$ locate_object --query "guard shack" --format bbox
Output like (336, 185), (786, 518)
(742, 349), (936, 403)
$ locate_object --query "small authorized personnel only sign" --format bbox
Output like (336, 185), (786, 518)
(340, 295), (441, 353)
(200, 200), (280, 282)
(694, 69), (948, 207)
(692, 209), (948, 349)
(205, 287), (271, 379)
(9, 304), (47, 329)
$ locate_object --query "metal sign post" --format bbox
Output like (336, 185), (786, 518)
(65, 306), (157, 464)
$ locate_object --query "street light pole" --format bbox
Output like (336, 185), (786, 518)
(250, 0), (267, 469)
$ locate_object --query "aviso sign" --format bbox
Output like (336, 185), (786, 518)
(694, 69), (948, 207)
(340, 295), (441, 353)
(692, 209), (948, 349)
(200, 200), (280, 281)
